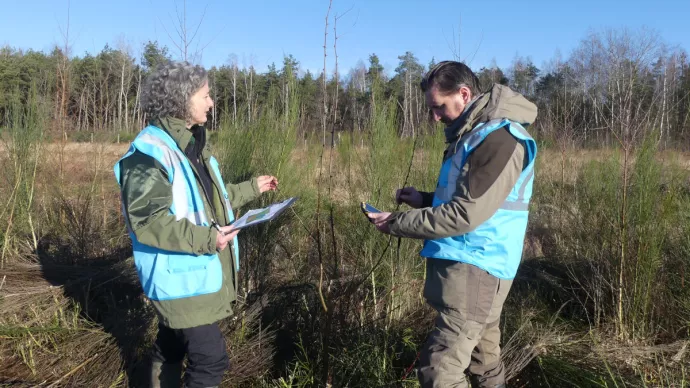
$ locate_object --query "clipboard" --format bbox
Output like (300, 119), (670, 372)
(230, 197), (298, 230)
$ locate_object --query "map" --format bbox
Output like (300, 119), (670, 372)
(230, 197), (298, 229)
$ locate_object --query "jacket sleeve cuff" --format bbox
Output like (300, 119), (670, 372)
(250, 177), (261, 198)
(208, 228), (219, 253)
(388, 211), (417, 237)
(192, 225), (218, 255)
(420, 191), (435, 208)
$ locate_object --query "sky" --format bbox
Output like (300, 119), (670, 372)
(1, 0), (689, 77)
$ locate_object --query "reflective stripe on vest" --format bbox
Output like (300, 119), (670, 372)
(208, 156), (240, 271)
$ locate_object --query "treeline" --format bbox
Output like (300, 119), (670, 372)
(1, 28), (689, 147)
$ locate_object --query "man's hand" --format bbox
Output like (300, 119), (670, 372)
(257, 175), (279, 193)
(396, 186), (424, 208)
(367, 211), (393, 234)
(215, 225), (239, 251)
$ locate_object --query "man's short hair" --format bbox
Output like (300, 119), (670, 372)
(421, 61), (481, 96)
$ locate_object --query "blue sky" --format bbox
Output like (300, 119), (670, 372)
(2, 0), (689, 77)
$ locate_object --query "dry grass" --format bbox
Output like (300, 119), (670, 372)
(0, 261), (129, 386)
(0, 140), (277, 386)
(537, 147), (690, 184)
(10, 142), (690, 191)
(1, 258), (276, 386)
(1, 140), (688, 386)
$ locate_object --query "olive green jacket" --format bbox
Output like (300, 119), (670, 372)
(118, 116), (260, 328)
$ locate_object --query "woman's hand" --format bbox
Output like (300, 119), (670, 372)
(215, 225), (239, 251)
(257, 175), (279, 193)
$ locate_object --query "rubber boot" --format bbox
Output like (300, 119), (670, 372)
(150, 360), (182, 388)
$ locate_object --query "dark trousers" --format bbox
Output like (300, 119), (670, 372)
(151, 322), (229, 388)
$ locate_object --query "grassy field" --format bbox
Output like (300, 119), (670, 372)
(1, 115), (689, 387)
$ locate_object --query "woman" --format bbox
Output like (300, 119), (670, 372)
(114, 61), (278, 388)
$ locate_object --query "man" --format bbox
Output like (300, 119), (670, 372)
(367, 61), (537, 387)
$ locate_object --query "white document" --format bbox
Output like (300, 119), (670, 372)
(231, 197), (298, 230)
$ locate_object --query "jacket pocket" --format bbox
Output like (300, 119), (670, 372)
(141, 252), (223, 301)
(167, 254), (213, 273)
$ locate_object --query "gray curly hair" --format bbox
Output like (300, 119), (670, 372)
(140, 61), (208, 123)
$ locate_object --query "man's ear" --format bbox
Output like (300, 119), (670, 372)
(459, 86), (473, 104)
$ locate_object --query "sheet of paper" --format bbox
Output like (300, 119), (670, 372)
(231, 197), (298, 229)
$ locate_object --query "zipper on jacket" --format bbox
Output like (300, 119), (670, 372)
(193, 169), (218, 217)
(211, 219), (224, 236)
(188, 154), (236, 303)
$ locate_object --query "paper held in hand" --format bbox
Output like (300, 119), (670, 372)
(230, 197), (298, 229)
